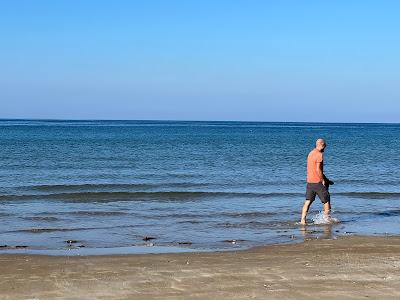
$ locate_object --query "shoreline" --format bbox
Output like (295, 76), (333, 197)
(1, 231), (397, 257)
(1, 235), (399, 299)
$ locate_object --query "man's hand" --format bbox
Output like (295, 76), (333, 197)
(323, 175), (334, 185)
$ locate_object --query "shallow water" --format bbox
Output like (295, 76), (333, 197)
(0, 120), (399, 254)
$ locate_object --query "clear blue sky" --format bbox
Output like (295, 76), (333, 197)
(1, 0), (399, 122)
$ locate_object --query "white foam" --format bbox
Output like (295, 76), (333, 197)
(312, 211), (339, 225)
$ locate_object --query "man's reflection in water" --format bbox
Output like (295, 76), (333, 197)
(300, 224), (333, 241)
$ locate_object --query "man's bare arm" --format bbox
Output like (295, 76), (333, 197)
(316, 162), (325, 185)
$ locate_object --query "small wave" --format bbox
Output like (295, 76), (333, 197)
(177, 220), (202, 224)
(30, 183), (155, 192)
(3, 190), (399, 202)
(372, 209), (400, 217)
(8, 224), (142, 234)
(69, 211), (129, 216)
(16, 228), (85, 233)
(218, 220), (295, 229)
(159, 213), (206, 218)
(22, 216), (60, 222)
(219, 221), (269, 229)
(154, 211), (278, 219)
(27, 182), (213, 192)
(13, 181), (289, 193)
(10, 226), (108, 234)
(0, 191), (302, 202)
(218, 211), (277, 218)
(335, 192), (400, 199)
(0, 212), (13, 217)
(336, 179), (400, 185)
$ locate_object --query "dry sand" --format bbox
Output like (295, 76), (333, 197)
(0, 236), (399, 300)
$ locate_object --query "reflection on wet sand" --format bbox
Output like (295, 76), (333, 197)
(300, 224), (333, 241)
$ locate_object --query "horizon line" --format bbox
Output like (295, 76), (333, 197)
(0, 118), (399, 125)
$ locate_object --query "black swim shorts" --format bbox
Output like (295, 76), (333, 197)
(305, 182), (330, 203)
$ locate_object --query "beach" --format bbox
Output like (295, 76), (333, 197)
(0, 235), (399, 299)
(2, 0), (399, 298)
(1, 121), (399, 299)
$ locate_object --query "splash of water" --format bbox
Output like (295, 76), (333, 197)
(312, 211), (339, 225)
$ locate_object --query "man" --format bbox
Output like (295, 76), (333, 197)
(300, 138), (333, 225)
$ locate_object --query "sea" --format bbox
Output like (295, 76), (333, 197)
(0, 119), (399, 255)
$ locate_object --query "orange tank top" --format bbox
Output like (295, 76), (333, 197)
(307, 149), (323, 183)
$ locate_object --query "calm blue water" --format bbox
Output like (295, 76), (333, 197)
(0, 120), (399, 255)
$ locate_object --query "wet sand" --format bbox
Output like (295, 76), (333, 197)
(0, 236), (399, 299)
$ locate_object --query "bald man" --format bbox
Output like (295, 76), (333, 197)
(300, 139), (333, 225)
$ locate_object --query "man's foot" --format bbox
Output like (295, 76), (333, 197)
(300, 219), (306, 225)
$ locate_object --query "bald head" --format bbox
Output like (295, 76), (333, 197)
(316, 138), (326, 152)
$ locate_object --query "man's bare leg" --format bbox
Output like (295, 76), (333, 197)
(323, 201), (331, 221)
(300, 200), (312, 225)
